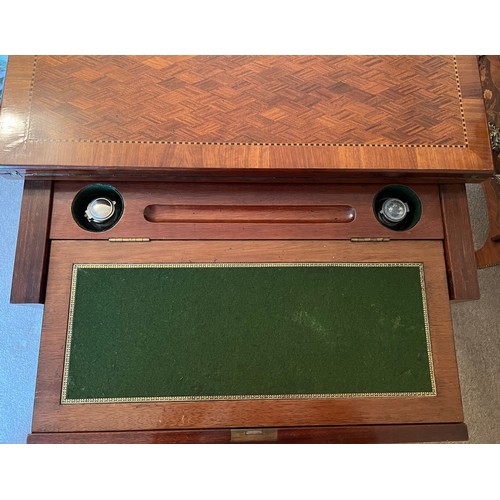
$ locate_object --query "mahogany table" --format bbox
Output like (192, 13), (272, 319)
(0, 56), (494, 444)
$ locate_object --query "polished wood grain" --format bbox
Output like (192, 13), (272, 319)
(9, 168), (493, 184)
(27, 423), (468, 444)
(476, 177), (500, 268)
(27, 56), (468, 145)
(439, 184), (480, 300)
(143, 204), (356, 224)
(32, 240), (463, 434)
(10, 180), (53, 303)
(50, 181), (444, 240)
(0, 56), (493, 179)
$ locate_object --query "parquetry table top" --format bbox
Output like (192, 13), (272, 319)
(0, 55), (494, 179)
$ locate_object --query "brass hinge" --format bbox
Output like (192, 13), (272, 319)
(108, 238), (150, 242)
(230, 428), (278, 443)
(350, 237), (390, 242)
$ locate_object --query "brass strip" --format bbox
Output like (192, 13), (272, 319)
(25, 55), (38, 142)
(61, 262), (436, 404)
(231, 429), (278, 443)
(28, 138), (469, 148)
(61, 264), (79, 403)
(108, 238), (150, 242)
(350, 237), (390, 242)
(418, 265), (437, 395)
(453, 55), (469, 147)
(68, 262), (425, 269)
(62, 389), (436, 405)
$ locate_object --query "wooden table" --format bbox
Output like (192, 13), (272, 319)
(0, 56), (494, 444)
(476, 55), (500, 269)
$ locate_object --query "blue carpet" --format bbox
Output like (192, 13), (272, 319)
(0, 56), (7, 106)
(0, 176), (43, 444)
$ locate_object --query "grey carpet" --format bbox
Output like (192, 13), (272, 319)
(451, 185), (500, 443)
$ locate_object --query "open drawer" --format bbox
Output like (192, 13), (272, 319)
(29, 239), (465, 443)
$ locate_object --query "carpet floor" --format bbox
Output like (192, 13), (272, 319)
(451, 184), (500, 443)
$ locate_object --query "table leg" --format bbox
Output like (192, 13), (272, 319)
(476, 176), (500, 269)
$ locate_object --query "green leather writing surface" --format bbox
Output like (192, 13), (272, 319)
(62, 263), (435, 403)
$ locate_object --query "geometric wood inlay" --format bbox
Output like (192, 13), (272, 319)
(28, 55), (467, 147)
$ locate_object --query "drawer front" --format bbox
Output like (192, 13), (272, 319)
(32, 240), (463, 433)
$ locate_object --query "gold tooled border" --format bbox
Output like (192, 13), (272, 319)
(29, 56), (467, 149)
(61, 262), (437, 404)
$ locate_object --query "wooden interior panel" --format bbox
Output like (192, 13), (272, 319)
(440, 184), (480, 300)
(143, 204), (356, 224)
(32, 240), (463, 434)
(27, 423), (469, 444)
(50, 181), (444, 240)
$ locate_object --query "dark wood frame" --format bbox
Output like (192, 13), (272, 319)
(49, 181), (444, 241)
(27, 423), (468, 444)
(10, 179), (53, 304)
(440, 184), (480, 300)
